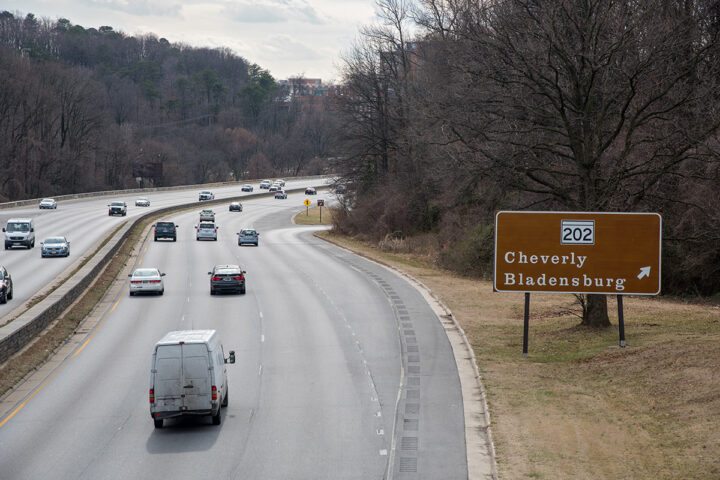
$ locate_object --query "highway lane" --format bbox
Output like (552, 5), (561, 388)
(0, 178), (326, 320)
(0, 190), (467, 479)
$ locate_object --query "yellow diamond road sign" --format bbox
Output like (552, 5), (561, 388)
(304, 199), (311, 207)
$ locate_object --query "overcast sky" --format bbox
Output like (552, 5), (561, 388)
(3, 0), (379, 82)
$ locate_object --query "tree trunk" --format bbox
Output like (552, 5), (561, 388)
(581, 294), (611, 328)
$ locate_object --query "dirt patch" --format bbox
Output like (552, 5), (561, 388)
(317, 231), (720, 480)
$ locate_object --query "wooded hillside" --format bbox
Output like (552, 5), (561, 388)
(333, 0), (720, 301)
(0, 11), (338, 201)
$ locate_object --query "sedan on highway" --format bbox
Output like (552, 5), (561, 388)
(268, 185), (280, 192)
(241, 184), (254, 192)
(196, 222), (218, 241)
(274, 190), (288, 199)
(237, 229), (259, 246)
(200, 209), (215, 221)
(135, 197), (150, 207)
(0, 265), (13, 304)
(40, 236), (70, 257)
(259, 180), (272, 189)
(305, 187), (317, 195)
(229, 202), (243, 212)
(39, 198), (57, 209)
(128, 268), (165, 296)
(199, 190), (215, 201)
(209, 264), (246, 295)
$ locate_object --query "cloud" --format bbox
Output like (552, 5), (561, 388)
(88, 0), (181, 17)
(222, 0), (324, 25)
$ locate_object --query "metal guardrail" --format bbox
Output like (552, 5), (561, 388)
(0, 175), (332, 209)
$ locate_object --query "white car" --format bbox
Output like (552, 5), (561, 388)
(259, 180), (272, 189)
(39, 198), (57, 209)
(196, 222), (218, 241)
(269, 185), (280, 192)
(275, 179), (285, 187)
(199, 190), (215, 201)
(128, 268), (166, 296)
(135, 197), (150, 207)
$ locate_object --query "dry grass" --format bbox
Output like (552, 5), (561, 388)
(294, 205), (334, 225)
(317, 231), (720, 480)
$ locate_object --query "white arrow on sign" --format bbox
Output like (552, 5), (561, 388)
(637, 266), (651, 279)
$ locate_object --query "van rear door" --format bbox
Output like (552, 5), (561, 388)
(154, 343), (212, 412)
(181, 343), (212, 411)
(154, 345), (183, 412)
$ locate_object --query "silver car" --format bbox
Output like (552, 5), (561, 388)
(135, 197), (150, 207)
(196, 222), (218, 241)
(237, 229), (259, 246)
(128, 268), (165, 296)
(39, 198), (57, 209)
(40, 236), (70, 257)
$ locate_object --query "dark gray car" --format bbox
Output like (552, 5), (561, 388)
(0, 266), (13, 304)
(209, 265), (246, 295)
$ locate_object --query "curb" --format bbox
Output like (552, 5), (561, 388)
(315, 233), (498, 480)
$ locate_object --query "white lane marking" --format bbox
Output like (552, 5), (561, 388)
(377, 429), (384, 436)
(258, 365), (263, 376)
(375, 411), (382, 418)
(379, 449), (388, 456)
(259, 311), (263, 319)
(261, 334), (265, 343)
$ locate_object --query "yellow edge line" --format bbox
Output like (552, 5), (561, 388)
(0, 296), (123, 428)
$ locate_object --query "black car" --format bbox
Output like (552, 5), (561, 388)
(108, 201), (127, 216)
(0, 265), (13, 304)
(305, 187), (317, 195)
(153, 221), (178, 241)
(229, 202), (243, 212)
(209, 265), (246, 295)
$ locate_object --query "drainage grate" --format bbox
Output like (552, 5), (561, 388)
(403, 329), (415, 336)
(408, 355), (420, 363)
(402, 322), (413, 329)
(397, 309), (409, 315)
(401, 437), (418, 451)
(390, 295), (401, 300)
(404, 418), (419, 431)
(407, 377), (420, 386)
(405, 403), (420, 415)
(405, 336), (417, 345)
(399, 457), (417, 473)
(407, 345), (419, 353)
(399, 315), (410, 320)
(406, 389), (420, 400)
(407, 365), (421, 375)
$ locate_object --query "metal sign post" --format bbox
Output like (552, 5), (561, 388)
(318, 199), (324, 222)
(304, 198), (311, 215)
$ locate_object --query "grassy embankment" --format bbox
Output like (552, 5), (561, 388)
(311, 221), (719, 480)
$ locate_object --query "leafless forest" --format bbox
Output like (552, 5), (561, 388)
(3, 2), (720, 309)
(0, 11), (336, 201)
(333, 0), (720, 318)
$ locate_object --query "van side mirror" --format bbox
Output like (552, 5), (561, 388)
(161, 273), (166, 276)
(31, 227), (34, 232)
(1, 228), (4, 232)
(225, 351), (236, 364)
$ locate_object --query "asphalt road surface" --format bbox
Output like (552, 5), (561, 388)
(0, 179), (320, 321)
(0, 190), (467, 479)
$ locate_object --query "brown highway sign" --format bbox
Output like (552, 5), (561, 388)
(494, 211), (662, 295)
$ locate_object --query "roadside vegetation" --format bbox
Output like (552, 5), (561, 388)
(317, 230), (720, 479)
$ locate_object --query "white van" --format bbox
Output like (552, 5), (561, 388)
(149, 330), (235, 428)
(3, 218), (35, 249)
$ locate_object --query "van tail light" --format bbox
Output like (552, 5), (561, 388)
(212, 276), (221, 281)
(149, 388), (155, 404)
(212, 385), (218, 401)
(154, 227), (157, 233)
(234, 276), (244, 280)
